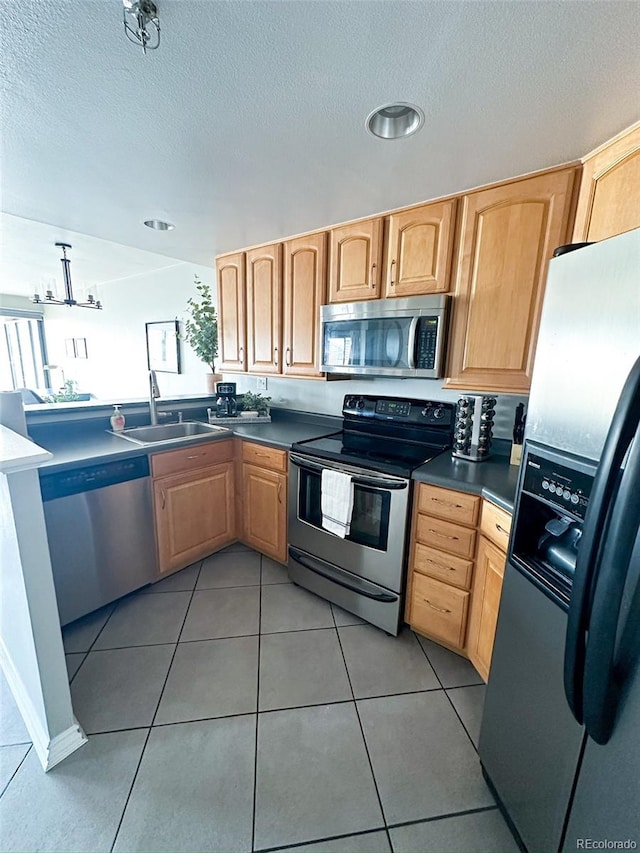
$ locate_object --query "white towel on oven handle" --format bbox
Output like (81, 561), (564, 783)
(321, 469), (354, 538)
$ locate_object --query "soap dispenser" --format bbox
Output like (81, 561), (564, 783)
(110, 405), (126, 431)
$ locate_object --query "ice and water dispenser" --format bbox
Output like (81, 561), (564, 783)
(510, 445), (596, 609)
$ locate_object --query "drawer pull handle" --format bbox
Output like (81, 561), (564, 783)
(277, 481), (282, 504)
(426, 558), (455, 571)
(432, 497), (464, 509)
(187, 454), (201, 460)
(429, 529), (459, 541)
(496, 523), (508, 535)
(161, 489), (166, 509)
(423, 598), (451, 614)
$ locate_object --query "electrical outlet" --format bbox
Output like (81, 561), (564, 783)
(256, 377), (268, 391)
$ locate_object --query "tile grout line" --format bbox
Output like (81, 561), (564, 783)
(251, 556), (264, 853)
(332, 610), (392, 847)
(108, 559), (205, 853)
(0, 743), (33, 800)
(254, 824), (389, 853)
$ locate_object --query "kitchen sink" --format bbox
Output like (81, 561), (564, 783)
(112, 421), (232, 445)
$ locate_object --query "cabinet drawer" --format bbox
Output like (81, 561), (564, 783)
(151, 439), (234, 478)
(410, 573), (470, 650)
(415, 513), (477, 560)
(412, 543), (474, 591)
(417, 483), (480, 527)
(241, 441), (287, 472)
(480, 501), (512, 552)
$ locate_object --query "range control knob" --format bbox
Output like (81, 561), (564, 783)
(346, 397), (356, 408)
(421, 406), (433, 418)
(433, 406), (445, 419)
(356, 398), (365, 409)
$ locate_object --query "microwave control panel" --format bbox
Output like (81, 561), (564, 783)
(415, 318), (439, 369)
(523, 453), (593, 520)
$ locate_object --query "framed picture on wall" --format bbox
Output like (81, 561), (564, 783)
(146, 320), (181, 374)
(65, 338), (76, 358)
(75, 338), (88, 359)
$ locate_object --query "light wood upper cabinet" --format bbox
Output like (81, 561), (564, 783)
(573, 123), (640, 242)
(217, 252), (246, 372)
(445, 167), (578, 394)
(384, 199), (457, 297)
(283, 233), (327, 377)
(467, 534), (507, 682)
(328, 218), (383, 303)
(246, 243), (282, 374)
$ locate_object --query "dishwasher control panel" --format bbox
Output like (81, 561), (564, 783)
(40, 455), (150, 501)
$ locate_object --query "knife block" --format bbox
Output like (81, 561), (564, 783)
(452, 395), (497, 462)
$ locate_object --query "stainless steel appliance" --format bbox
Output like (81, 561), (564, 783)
(215, 382), (238, 418)
(40, 456), (158, 625)
(288, 394), (454, 634)
(479, 229), (640, 852)
(321, 295), (450, 378)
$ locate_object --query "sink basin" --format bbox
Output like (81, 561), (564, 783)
(112, 421), (231, 445)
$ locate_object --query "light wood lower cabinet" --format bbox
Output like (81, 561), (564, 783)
(240, 440), (288, 563)
(406, 482), (511, 673)
(151, 440), (236, 575)
(466, 535), (507, 682)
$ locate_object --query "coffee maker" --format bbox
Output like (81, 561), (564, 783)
(215, 382), (238, 418)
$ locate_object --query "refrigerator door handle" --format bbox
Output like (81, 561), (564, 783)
(582, 426), (640, 745)
(564, 355), (640, 724)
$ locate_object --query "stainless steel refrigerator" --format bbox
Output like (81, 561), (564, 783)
(478, 227), (640, 853)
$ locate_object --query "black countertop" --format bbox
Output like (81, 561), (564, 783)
(413, 450), (519, 513)
(30, 409), (341, 474)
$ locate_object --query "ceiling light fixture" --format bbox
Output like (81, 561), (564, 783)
(366, 103), (425, 140)
(123, 0), (160, 54)
(144, 219), (175, 231)
(32, 244), (102, 310)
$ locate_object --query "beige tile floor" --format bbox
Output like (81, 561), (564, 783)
(0, 545), (519, 853)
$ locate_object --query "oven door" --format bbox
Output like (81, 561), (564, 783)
(288, 452), (410, 592)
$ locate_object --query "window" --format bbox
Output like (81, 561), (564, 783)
(0, 312), (48, 392)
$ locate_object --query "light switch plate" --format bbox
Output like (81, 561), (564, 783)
(256, 377), (268, 391)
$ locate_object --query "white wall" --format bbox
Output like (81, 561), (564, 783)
(41, 263), (216, 400)
(230, 373), (528, 442)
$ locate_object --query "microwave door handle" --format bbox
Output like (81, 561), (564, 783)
(289, 453), (407, 490)
(407, 316), (419, 369)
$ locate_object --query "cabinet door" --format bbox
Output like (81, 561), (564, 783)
(467, 535), (507, 681)
(445, 167), (577, 394)
(573, 124), (640, 242)
(328, 218), (383, 303)
(217, 252), (246, 372)
(154, 462), (235, 574)
(246, 243), (282, 374)
(242, 463), (287, 563)
(282, 233), (327, 377)
(384, 199), (457, 297)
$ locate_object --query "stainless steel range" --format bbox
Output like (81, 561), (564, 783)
(288, 394), (455, 635)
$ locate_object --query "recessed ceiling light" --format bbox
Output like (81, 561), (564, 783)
(144, 219), (175, 231)
(366, 103), (425, 140)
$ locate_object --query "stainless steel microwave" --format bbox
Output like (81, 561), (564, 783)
(321, 295), (450, 378)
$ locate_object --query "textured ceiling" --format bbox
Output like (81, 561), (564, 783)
(1, 0), (639, 292)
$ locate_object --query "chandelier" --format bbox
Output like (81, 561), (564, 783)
(32, 244), (102, 310)
(123, 0), (160, 54)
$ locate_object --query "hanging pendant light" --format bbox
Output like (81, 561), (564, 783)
(32, 244), (103, 310)
(123, 0), (160, 54)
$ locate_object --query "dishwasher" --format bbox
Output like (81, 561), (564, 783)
(40, 455), (158, 626)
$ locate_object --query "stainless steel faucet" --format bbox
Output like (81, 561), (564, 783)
(149, 370), (160, 425)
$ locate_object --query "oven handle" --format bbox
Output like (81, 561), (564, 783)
(289, 453), (408, 490)
(288, 547), (398, 602)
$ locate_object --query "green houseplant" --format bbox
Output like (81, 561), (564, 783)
(241, 391), (271, 417)
(183, 276), (220, 392)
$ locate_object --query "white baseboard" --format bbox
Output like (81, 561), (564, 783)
(0, 638), (87, 771)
